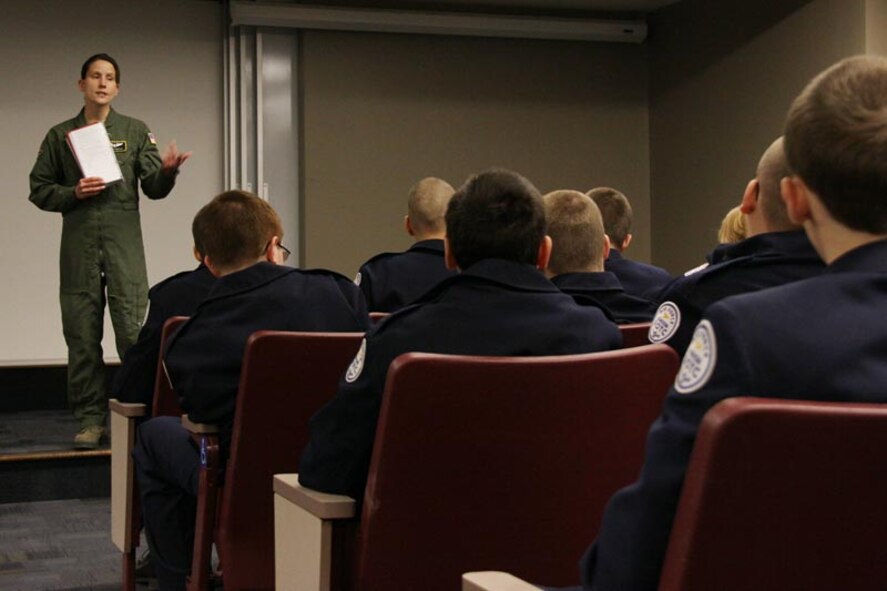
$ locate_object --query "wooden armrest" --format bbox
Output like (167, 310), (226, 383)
(462, 572), (542, 591)
(273, 474), (356, 519)
(109, 399), (147, 417)
(181, 414), (219, 434)
(274, 473), (356, 591)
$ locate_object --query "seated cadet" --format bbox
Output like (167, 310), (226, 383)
(355, 177), (458, 312)
(543, 190), (657, 324)
(132, 190), (369, 591)
(299, 168), (622, 501)
(583, 54), (887, 591)
(110, 207), (215, 406)
(648, 136), (825, 356)
(588, 187), (672, 298)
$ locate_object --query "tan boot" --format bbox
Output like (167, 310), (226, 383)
(73, 425), (105, 450)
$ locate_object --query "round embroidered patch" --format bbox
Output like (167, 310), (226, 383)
(649, 301), (681, 344)
(353, 271), (362, 286)
(345, 339), (367, 383)
(674, 320), (717, 394)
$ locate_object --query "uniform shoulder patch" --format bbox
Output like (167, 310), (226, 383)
(649, 301), (681, 344)
(345, 338), (367, 383)
(354, 271), (362, 286)
(674, 320), (717, 394)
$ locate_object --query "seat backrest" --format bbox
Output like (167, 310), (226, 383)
(355, 345), (679, 590)
(659, 397), (887, 591)
(619, 322), (652, 348)
(368, 311), (389, 324)
(217, 331), (364, 591)
(151, 316), (188, 417)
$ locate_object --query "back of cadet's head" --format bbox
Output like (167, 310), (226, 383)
(407, 177), (454, 237)
(194, 190), (283, 269)
(756, 137), (796, 231)
(784, 55), (887, 233)
(81, 53), (120, 82)
(446, 168), (546, 269)
(543, 190), (606, 275)
(587, 187), (632, 250)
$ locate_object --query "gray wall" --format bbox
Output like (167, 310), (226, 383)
(1, 0), (223, 364)
(648, 0), (869, 274)
(300, 30), (651, 275)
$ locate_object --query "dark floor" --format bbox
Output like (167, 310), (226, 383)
(0, 411), (109, 456)
(0, 497), (154, 591)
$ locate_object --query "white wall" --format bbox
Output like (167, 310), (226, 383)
(1, 0), (224, 364)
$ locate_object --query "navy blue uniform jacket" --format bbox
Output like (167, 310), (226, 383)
(648, 231), (824, 356)
(552, 272), (657, 324)
(604, 250), (671, 299)
(356, 239), (457, 312)
(164, 262), (370, 451)
(583, 239), (887, 590)
(111, 264), (215, 405)
(299, 258), (623, 500)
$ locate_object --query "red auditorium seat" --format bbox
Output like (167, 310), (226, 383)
(274, 344), (679, 591)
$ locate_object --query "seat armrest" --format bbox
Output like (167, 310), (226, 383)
(109, 399), (147, 417)
(181, 414), (219, 434)
(462, 572), (542, 591)
(273, 474), (357, 519)
(109, 399), (146, 553)
(274, 474), (357, 591)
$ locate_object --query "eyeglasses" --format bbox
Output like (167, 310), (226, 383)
(277, 243), (291, 262)
(265, 240), (291, 263)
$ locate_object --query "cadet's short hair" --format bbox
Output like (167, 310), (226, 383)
(408, 177), (454, 235)
(543, 190), (606, 275)
(81, 53), (120, 82)
(784, 55), (887, 233)
(194, 190), (283, 268)
(756, 137), (795, 232)
(445, 169), (546, 269)
(588, 187), (632, 249)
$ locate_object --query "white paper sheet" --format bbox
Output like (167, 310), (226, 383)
(66, 122), (123, 183)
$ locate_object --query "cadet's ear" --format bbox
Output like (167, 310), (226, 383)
(192, 245), (204, 263)
(444, 237), (459, 270)
(204, 256), (223, 278)
(405, 215), (415, 237)
(781, 176), (811, 225)
(740, 179), (759, 215)
(621, 233), (632, 251)
(536, 235), (553, 270)
(602, 234), (611, 263)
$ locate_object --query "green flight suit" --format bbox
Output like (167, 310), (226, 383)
(29, 108), (176, 429)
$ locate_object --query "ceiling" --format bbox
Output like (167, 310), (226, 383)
(261, 0), (682, 17)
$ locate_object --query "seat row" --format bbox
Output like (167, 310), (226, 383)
(110, 317), (887, 591)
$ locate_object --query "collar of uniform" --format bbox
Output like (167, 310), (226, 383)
(408, 239), (445, 255)
(204, 261), (295, 302)
(713, 230), (815, 261)
(458, 258), (559, 293)
(828, 238), (887, 274)
(551, 271), (624, 293)
(73, 107), (118, 129)
(606, 249), (624, 262)
(103, 108), (120, 131)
